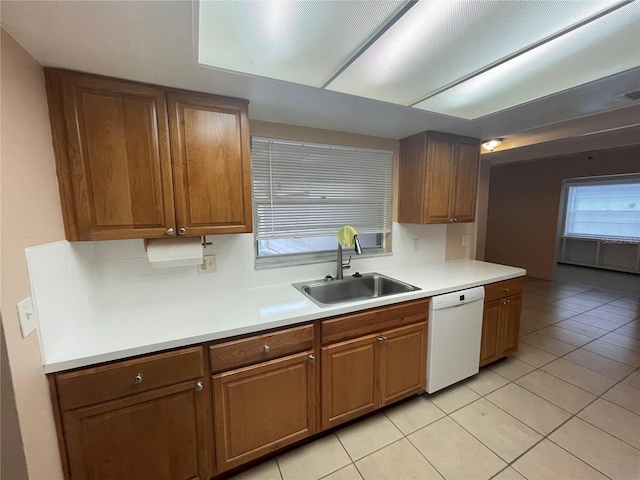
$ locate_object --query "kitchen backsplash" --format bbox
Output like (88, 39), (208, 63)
(25, 222), (446, 358)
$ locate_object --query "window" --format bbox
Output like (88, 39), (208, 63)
(562, 175), (640, 241)
(251, 137), (393, 266)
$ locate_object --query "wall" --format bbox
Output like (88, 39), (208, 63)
(1, 29), (66, 479)
(484, 145), (640, 280)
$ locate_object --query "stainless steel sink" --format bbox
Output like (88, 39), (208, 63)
(292, 272), (421, 307)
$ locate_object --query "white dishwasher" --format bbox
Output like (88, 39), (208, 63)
(426, 286), (485, 394)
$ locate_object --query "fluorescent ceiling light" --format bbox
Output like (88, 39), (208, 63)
(413, 2), (640, 119)
(198, 0), (405, 87)
(197, 0), (639, 120)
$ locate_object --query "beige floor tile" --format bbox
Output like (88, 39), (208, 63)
(491, 467), (526, 480)
(578, 399), (640, 449)
(610, 298), (640, 311)
(564, 349), (636, 380)
(571, 314), (625, 331)
(550, 417), (640, 480)
(622, 370), (640, 389)
(277, 434), (351, 480)
(511, 439), (607, 480)
(488, 357), (535, 381)
(355, 438), (443, 480)
(582, 340), (640, 367)
(521, 299), (544, 310)
(536, 325), (593, 346)
(593, 304), (639, 319)
(600, 332), (640, 353)
(555, 319), (609, 338)
(486, 383), (571, 435)
(615, 323), (640, 340)
(520, 309), (564, 324)
(515, 370), (596, 413)
(557, 296), (603, 309)
(520, 316), (549, 333)
(384, 396), (444, 435)
(510, 343), (557, 368)
(230, 459), (282, 480)
(408, 417), (506, 480)
(322, 464), (362, 480)
(530, 304), (581, 319)
(426, 382), (480, 414)
(582, 308), (635, 325)
(548, 299), (594, 314)
(336, 414), (403, 461)
(451, 399), (542, 463)
(540, 358), (617, 395)
(603, 383), (640, 415)
(519, 332), (577, 356)
(464, 369), (509, 396)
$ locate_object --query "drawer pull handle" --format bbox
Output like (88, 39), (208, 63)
(309, 354), (315, 363)
(263, 345), (270, 353)
(133, 374), (142, 384)
(195, 381), (203, 392)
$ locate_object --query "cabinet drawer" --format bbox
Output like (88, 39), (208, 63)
(484, 278), (524, 303)
(209, 324), (314, 374)
(321, 299), (429, 345)
(56, 347), (204, 411)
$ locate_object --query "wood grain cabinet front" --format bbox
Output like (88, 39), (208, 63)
(321, 301), (428, 430)
(45, 69), (251, 241)
(480, 278), (524, 366)
(51, 347), (214, 480)
(398, 131), (480, 224)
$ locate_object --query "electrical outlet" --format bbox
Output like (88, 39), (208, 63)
(197, 255), (217, 274)
(462, 235), (469, 247)
(412, 238), (419, 251)
(17, 297), (36, 338)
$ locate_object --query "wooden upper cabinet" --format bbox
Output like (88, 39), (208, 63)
(45, 69), (252, 240)
(45, 69), (175, 240)
(398, 131), (480, 224)
(168, 92), (252, 236)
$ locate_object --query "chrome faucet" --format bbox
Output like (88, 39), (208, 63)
(336, 234), (363, 279)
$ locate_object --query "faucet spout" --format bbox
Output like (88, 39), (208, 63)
(353, 234), (363, 255)
(336, 228), (363, 279)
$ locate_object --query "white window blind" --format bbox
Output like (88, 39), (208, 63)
(563, 177), (640, 240)
(251, 137), (393, 241)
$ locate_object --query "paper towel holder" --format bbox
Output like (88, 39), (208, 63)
(144, 235), (212, 252)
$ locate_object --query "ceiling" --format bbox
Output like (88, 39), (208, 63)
(2, 0), (640, 164)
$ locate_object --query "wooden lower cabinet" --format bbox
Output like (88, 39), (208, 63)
(480, 291), (523, 366)
(62, 379), (212, 480)
(321, 322), (428, 430)
(212, 351), (317, 472)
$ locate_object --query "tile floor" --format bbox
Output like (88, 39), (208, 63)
(232, 265), (640, 480)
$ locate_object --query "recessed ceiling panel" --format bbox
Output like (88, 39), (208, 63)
(326, 0), (625, 105)
(198, 0), (406, 87)
(413, 2), (640, 119)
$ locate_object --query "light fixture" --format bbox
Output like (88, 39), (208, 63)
(482, 139), (503, 152)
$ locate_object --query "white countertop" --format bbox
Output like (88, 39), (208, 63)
(41, 260), (525, 373)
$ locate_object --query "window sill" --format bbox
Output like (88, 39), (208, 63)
(254, 248), (391, 270)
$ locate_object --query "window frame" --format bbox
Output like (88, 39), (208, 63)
(250, 136), (394, 269)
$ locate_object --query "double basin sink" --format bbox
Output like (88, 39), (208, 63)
(293, 272), (421, 307)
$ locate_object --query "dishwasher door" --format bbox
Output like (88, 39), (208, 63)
(426, 286), (485, 394)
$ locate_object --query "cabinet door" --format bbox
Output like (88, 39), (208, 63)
(498, 295), (522, 357)
(480, 300), (501, 367)
(47, 70), (176, 240)
(379, 322), (427, 405)
(451, 138), (480, 223)
(63, 379), (212, 480)
(424, 133), (455, 223)
(168, 92), (252, 236)
(213, 352), (316, 471)
(321, 335), (377, 430)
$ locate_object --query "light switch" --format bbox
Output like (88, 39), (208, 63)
(17, 297), (36, 338)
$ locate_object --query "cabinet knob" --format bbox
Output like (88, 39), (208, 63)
(133, 374), (142, 384)
(195, 381), (203, 392)
(449, 218), (454, 223)
(504, 288), (510, 294)
(166, 228), (174, 235)
(377, 336), (389, 343)
(178, 227), (186, 235)
(263, 345), (270, 353)
(309, 354), (316, 363)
